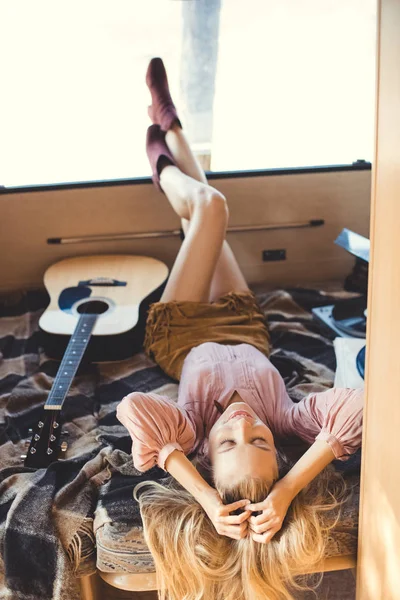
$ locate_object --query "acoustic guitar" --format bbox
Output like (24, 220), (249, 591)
(23, 254), (168, 469)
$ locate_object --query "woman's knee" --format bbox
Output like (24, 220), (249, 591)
(193, 186), (229, 222)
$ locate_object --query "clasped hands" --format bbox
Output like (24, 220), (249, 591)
(202, 480), (294, 543)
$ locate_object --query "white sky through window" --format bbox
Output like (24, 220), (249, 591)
(0, 0), (376, 187)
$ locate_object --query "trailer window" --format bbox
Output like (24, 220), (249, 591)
(0, 0), (376, 187)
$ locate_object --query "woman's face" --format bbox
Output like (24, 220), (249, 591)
(208, 402), (278, 487)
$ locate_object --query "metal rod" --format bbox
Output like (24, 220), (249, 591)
(48, 230), (182, 244)
(228, 220), (324, 233)
(47, 219), (324, 245)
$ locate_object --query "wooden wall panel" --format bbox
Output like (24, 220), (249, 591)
(357, 1), (400, 598)
(1, 168), (370, 292)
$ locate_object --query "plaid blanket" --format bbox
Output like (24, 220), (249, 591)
(0, 285), (361, 600)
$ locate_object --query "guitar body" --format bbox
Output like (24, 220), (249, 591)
(39, 254), (169, 362)
(23, 254), (168, 468)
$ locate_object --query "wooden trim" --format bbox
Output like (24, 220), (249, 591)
(97, 555), (356, 592)
(307, 554), (357, 575)
(78, 573), (100, 600)
(356, 0), (400, 598)
(193, 151), (211, 172)
(98, 570), (157, 592)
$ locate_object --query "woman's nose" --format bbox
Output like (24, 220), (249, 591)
(232, 417), (252, 434)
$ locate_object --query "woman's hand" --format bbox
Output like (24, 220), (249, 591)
(244, 481), (294, 544)
(199, 488), (252, 540)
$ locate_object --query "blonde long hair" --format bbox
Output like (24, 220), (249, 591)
(134, 453), (347, 600)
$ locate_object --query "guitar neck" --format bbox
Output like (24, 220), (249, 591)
(44, 314), (98, 410)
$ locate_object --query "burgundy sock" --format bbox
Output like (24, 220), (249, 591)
(146, 57), (182, 132)
(146, 124), (176, 193)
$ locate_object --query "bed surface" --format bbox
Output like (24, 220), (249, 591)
(0, 284), (361, 599)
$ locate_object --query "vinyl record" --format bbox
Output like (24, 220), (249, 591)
(356, 345), (366, 379)
(331, 297), (367, 338)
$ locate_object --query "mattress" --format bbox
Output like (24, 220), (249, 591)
(0, 284), (361, 595)
(93, 286), (362, 575)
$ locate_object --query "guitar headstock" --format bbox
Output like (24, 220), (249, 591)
(23, 410), (67, 469)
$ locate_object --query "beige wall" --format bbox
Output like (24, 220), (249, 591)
(1, 168), (370, 292)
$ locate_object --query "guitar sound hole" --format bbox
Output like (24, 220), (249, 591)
(77, 300), (109, 315)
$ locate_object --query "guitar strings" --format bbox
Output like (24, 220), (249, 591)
(30, 296), (95, 459)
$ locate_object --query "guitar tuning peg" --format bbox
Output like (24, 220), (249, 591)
(28, 429), (33, 434)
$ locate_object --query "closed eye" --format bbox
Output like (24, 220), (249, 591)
(218, 437), (271, 453)
(219, 437), (268, 445)
(251, 437), (269, 445)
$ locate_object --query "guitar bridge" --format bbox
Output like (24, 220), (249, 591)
(78, 278), (126, 287)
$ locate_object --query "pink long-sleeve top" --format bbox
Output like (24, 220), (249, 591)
(117, 342), (363, 473)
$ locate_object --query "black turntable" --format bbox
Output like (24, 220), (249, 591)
(312, 228), (368, 379)
(356, 345), (366, 379)
(312, 296), (367, 339)
(331, 296), (367, 337)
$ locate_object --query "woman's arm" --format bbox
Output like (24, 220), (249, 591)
(247, 387), (363, 544)
(246, 440), (335, 543)
(277, 438), (336, 499)
(287, 388), (364, 461)
(164, 449), (214, 499)
(165, 450), (252, 540)
(117, 392), (197, 472)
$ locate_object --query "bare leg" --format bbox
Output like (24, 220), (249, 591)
(158, 165), (228, 303)
(165, 124), (249, 301)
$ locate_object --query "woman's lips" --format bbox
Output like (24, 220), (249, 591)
(228, 410), (253, 421)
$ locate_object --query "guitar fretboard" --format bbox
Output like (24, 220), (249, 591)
(45, 314), (98, 410)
